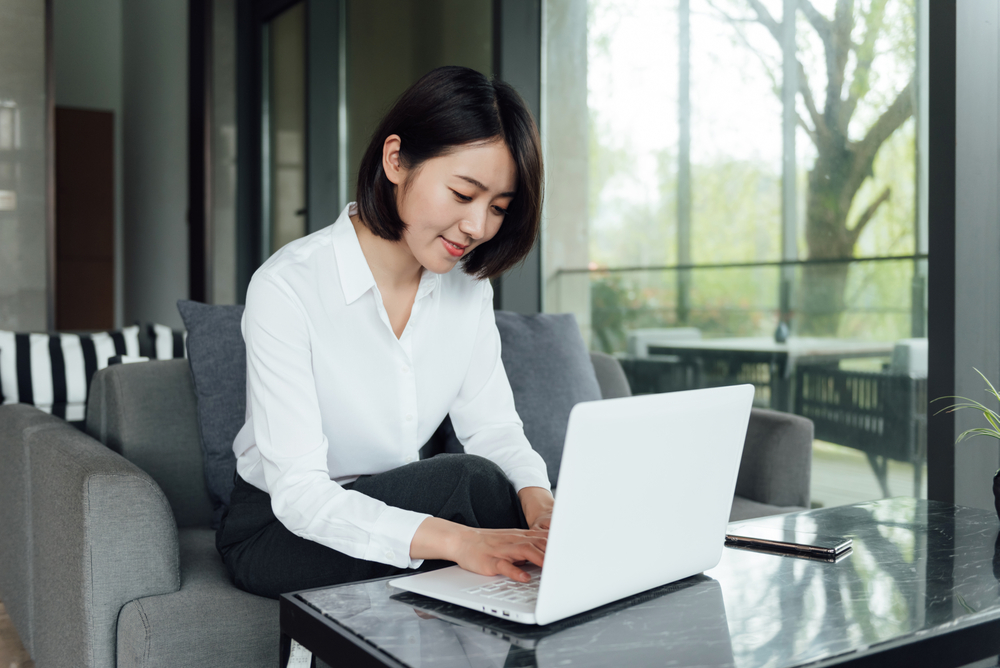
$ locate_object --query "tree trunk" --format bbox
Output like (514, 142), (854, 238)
(798, 262), (852, 335)
(797, 146), (858, 336)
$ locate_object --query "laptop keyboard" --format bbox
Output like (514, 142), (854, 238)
(463, 572), (541, 606)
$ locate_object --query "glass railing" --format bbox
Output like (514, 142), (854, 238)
(549, 255), (927, 352)
(547, 254), (929, 504)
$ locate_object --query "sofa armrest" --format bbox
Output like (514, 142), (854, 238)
(0, 404), (68, 657)
(735, 408), (814, 509)
(87, 359), (214, 529)
(28, 420), (180, 668)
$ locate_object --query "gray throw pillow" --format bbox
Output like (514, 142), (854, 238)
(177, 300), (246, 528)
(494, 311), (602, 486)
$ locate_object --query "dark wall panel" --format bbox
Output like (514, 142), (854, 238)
(55, 106), (114, 330)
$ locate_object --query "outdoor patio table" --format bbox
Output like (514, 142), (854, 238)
(623, 336), (894, 411)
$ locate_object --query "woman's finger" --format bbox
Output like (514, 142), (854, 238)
(516, 543), (545, 568)
(495, 540), (545, 569)
(495, 559), (531, 582)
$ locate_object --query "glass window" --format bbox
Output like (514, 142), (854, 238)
(543, 0), (926, 508)
(0, 3), (47, 331)
(211, 0), (238, 305)
(263, 2), (307, 258)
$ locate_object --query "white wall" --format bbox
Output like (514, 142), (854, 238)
(0, 0), (48, 331)
(52, 0), (124, 327)
(122, 1), (188, 328)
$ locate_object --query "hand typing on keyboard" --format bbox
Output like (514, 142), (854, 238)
(463, 566), (542, 605)
(410, 518), (547, 583)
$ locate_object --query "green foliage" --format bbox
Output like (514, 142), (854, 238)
(934, 369), (1000, 444)
(590, 275), (635, 354)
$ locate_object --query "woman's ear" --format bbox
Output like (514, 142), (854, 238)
(382, 135), (405, 185)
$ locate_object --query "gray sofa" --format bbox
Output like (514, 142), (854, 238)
(0, 352), (812, 668)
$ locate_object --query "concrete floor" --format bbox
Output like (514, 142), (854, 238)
(810, 439), (927, 508)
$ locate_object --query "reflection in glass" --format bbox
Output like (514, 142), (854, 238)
(211, 0), (238, 304)
(263, 2), (306, 258)
(0, 101), (17, 211)
(302, 574), (732, 668)
(0, 101), (20, 150)
(0, 0), (48, 332)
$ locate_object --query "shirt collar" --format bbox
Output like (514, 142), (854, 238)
(331, 203), (377, 305)
(331, 203), (443, 305)
(416, 266), (442, 301)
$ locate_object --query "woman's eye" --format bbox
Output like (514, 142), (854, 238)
(492, 205), (508, 216)
(452, 190), (473, 202)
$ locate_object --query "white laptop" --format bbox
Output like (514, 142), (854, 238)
(389, 384), (755, 625)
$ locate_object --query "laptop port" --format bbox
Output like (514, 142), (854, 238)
(491, 609), (497, 613)
(502, 611), (510, 617)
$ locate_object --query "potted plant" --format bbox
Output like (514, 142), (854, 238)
(936, 369), (1000, 519)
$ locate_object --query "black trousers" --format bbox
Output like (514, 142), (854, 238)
(216, 453), (528, 599)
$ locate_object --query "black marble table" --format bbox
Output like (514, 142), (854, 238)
(279, 499), (1000, 667)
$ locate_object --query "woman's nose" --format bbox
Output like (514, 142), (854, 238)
(460, 208), (487, 240)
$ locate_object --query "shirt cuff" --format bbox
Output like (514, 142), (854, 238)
(505, 465), (552, 493)
(363, 505), (432, 569)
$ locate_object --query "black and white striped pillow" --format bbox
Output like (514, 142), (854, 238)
(0, 325), (141, 423)
(147, 323), (187, 360)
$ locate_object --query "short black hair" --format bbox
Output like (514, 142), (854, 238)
(355, 66), (543, 280)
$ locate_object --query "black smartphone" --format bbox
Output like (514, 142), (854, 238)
(725, 524), (852, 559)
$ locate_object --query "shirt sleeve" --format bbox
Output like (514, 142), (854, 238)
(243, 274), (430, 569)
(448, 281), (552, 492)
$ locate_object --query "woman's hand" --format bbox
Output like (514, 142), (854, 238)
(518, 486), (555, 531)
(410, 517), (547, 582)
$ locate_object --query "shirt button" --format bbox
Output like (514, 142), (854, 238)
(384, 549), (394, 561)
(405, 414), (413, 421)
(401, 365), (409, 373)
(405, 455), (415, 463)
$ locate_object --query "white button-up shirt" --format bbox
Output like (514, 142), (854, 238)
(232, 203), (551, 570)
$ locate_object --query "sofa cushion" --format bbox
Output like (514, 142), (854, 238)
(117, 528), (279, 668)
(146, 323), (188, 360)
(494, 312), (602, 486)
(0, 325), (140, 424)
(177, 301), (246, 528)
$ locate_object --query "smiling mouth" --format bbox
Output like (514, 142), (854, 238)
(441, 237), (467, 257)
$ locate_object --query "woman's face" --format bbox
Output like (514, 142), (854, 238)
(385, 137), (516, 275)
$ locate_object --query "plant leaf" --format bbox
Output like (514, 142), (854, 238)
(957, 427), (1000, 443)
(974, 368), (1000, 405)
(934, 398), (992, 417)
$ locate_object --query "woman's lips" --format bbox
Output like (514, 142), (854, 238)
(441, 236), (466, 257)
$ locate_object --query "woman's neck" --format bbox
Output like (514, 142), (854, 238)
(351, 214), (423, 292)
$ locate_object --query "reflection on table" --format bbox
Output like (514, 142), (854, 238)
(291, 499), (1000, 668)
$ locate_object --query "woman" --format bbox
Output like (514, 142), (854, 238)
(216, 66), (554, 599)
